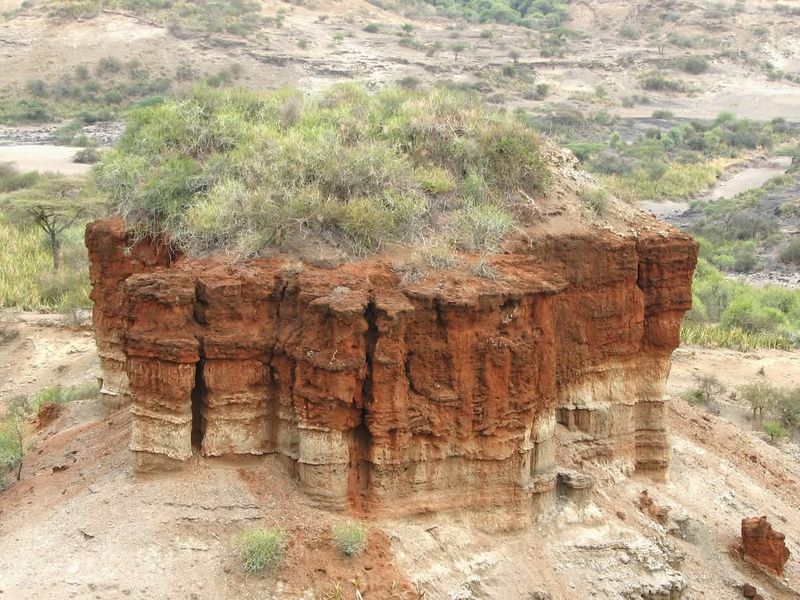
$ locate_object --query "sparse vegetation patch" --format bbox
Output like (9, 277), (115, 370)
(234, 528), (285, 574)
(332, 521), (367, 556)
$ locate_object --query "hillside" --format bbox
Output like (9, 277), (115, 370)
(2, 317), (800, 598)
(1, 1), (800, 599)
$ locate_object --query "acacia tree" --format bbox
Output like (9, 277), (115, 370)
(3, 176), (102, 271)
(451, 42), (467, 61)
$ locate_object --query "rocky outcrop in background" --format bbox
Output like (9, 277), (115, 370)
(741, 516), (791, 576)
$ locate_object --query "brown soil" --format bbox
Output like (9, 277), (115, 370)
(0, 311), (98, 405)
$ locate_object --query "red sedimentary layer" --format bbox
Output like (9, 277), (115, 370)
(86, 216), (696, 519)
(741, 516), (790, 576)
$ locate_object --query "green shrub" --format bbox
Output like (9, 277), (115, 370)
(763, 420), (787, 443)
(363, 23), (380, 33)
(641, 73), (686, 92)
(681, 257), (800, 350)
(332, 521), (367, 556)
(74, 147), (100, 164)
(679, 56), (709, 74)
(422, 0), (569, 27)
(0, 410), (26, 486)
(95, 84), (551, 257)
(619, 24), (640, 40)
(96, 56), (122, 75)
(779, 239), (800, 264)
(29, 382), (99, 412)
(0, 220), (91, 314)
(652, 110), (674, 119)
(739, 382), (779, 420)
(27, 79), (48, 97)
(234, 528), (285, 574)
(0, 163), (39, 193)
(580, 187), (609, 216)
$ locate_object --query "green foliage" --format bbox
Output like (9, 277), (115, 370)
(652, 110), (674, 119)
(29, 382), (100, 412)
(678, 55), (709, 74)
(450, 41), (467, 59)
(45, 0), (263, 37)
(74, 147), (101, 164)
(0, 216), (92, 311)
(0, 99), (55, 125)
(641, 73), (686, 92)
(0, 167), (96, 310)
(739, 381), (779, 420)
(619, 24), (640, 40)
(601, 160), (723, 203)
(0, 51), (207, 125)
(779, 239), (800, 264)
(773, 389), (800, 434)
(580, 187), (608, 216)
(0, 408), (27, 487)
(234, 528), (285, 574)
(95, 84), (551, 257)
(422, 0), (569, 28)
(681, 323), (793, 352)
(332, 521), (367, 556)
(0, 163), (40, 194)
(682, 258), (800, 350)
(570, 112), (783, 203)
(1, 175), (105, 270)
(694, 373), (724, 403)
(763, 420), (787, 443)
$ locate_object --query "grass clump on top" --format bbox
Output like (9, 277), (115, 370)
(234, 527), (285, 574)
(95, 83), (552, 257)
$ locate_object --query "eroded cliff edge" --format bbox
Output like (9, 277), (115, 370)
(87, 216), (696, 521)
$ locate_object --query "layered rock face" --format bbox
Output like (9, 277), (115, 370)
(86, 217), (696, 519)
(741, 516), (791, 575)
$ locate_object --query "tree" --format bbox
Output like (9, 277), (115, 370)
(763, 420), (787, 444)
(451, 42), (467, 61)
(738, 381), (779, 421)
(694, 373), (724, 403)
(509, 49), (521, 64)
(0, 403), (26, 484)
(2, 175), (103, 271)
(774, 390), (800, 440)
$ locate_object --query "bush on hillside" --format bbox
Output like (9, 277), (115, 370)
(234, 528), (285, 574)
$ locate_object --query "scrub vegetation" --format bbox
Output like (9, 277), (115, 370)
(570, 113), (790, 203)
(95, 83), (552, 257)
(682, 258), (800, 351)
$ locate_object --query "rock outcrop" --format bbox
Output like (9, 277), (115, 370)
(86, 214), (696, 520)
(87, 219), (175, 407)
(741, 516), (790, 576)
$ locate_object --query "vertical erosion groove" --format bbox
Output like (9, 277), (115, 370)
(348, 296), (378, 512)
(191, 281), (208, 452)
(191, 355), (206, 450)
